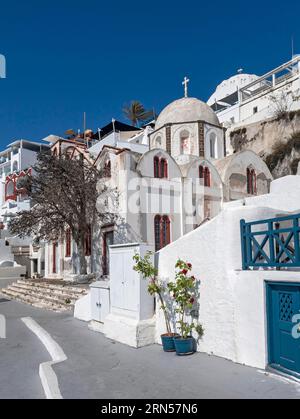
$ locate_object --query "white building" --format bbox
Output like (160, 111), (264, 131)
(45, 94), (272, 281)
(208, 56), (300, 131)
(0, 139), (49, 223)
(0, 139), (50, 277)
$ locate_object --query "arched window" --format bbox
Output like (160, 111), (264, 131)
(5, 180), (15, 200)
(204, 167), (211, 187)
(52, 148), (58, 157)
(85, 226), (92, 256)
(180, 130), (190, 155)
(104, 160), (111, 177)
(247, 168), (256, 194)
(65, 229), (71, 257)
(154, 215), (171, 251)
(154, 156), (160, 178)
(209, 133), (217, 159)
(199, 165), (211, 187)
(154, 156), (168, 179)
(154, 215), (161, 251)
(155, 136), (162, 148)
(161, 216), (171, 248)
(160, 158), (168, 179)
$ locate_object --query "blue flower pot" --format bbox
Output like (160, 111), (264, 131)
(161, 334), (179, 352)
(174, 337), (195, 356)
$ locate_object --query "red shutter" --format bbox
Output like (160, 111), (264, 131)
(154, 157), (160, 178)
(65, 229), (71, 257)
(162, 216), (171, 247)
(154, 215), (161, 251)
(199, 165), (204, 179)
(204, 167), (211, 187)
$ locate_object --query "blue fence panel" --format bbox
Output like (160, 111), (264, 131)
(240, 213), (300, 270)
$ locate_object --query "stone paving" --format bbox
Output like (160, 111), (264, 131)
(1, 299), (300, 399)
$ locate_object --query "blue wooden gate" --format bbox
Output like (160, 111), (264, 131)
(240, 213), (300, 270)
(267, 282), (300, 377)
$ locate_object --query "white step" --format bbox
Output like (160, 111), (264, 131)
(12, 283), (83, 301)
(0, 279), (88, 313)
(4, 285), (77, 306)
(1, 288), (72, 312)
(18, 280), (88, 295)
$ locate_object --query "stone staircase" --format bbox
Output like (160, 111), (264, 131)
(0, 279), (89, 312)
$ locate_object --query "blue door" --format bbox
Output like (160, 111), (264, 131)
(267, 282), (300, 377)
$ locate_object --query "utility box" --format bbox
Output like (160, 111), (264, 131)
(104, 243), (156, 348)
(89, 281), (110, 332)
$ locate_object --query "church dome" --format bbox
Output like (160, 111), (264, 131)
(155, 97), (220, 129)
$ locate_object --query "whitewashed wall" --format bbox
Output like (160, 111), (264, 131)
(156, 175), (300, 369)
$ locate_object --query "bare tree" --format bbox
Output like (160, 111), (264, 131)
(9, 151), (118, 275)
(269, 88), (294, 119)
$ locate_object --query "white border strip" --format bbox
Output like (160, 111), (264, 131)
(21, 317), (67, 399)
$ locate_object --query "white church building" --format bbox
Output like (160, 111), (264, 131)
(44, 85), (272, 282)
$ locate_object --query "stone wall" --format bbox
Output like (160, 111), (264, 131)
(229, 110), (300, 178)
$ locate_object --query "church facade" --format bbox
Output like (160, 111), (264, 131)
(44, 92), (272, 280)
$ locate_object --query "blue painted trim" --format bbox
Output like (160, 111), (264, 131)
(240, 213), (300, 270)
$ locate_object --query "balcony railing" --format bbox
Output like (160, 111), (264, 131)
(240, 213), (300, 270)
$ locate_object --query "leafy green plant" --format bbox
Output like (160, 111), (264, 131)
(167, 259), (204, 340)
(133, 252), (172, 335)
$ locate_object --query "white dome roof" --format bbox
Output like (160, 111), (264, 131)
(155, 97), (220, 129)
(207, 73), (259, 105)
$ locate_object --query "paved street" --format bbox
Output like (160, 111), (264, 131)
(1, 298), (300, 399)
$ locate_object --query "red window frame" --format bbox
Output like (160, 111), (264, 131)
(199, 165), (211, 187)
(65, 229), (71, 257)
(154, 156), (168, 179)
(154, 156), (160, 178)
(154, 215), (171, 251)
(204, 167), (211, 187)
(5, 179), (16, 201)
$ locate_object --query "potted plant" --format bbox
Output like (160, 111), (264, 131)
(167, 259), (204, 356)
(133, 252), (178, 352)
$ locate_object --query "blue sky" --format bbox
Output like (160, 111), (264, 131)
(0, 0), (299, 147)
